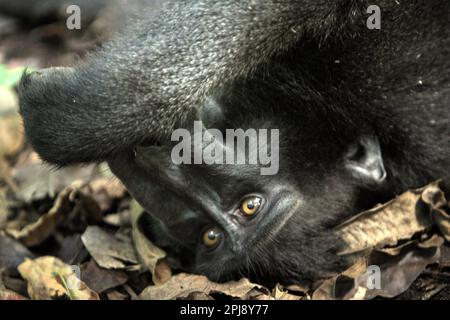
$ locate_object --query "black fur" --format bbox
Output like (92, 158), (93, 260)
(14, 0), (450, 283)
(18, 0), (359, 165)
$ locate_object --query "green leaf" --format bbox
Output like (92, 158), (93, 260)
(0, 64), (30, 88)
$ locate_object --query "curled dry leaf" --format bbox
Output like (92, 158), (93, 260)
(284, 284), (309, 297)
(130, 200), (170, 284)
(312, 236), (443, 300)
(335, 181), (449, 255)
(152, 260), (172, 286)
(81, 226), (139, 270)
(421, 182), (450, 241)
(139, 273), (264, 300)
(12, 163), (100, 203)
(312, 258), (367, 300)
(245, 287), (273, 300)
(361, 235), (443, 299)
(325, 181), (449, 300)
(6, 186), (78, 246)
(18, 256), (99, 300)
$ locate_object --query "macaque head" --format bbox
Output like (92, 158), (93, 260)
(108, 84), (388, 284)
(19, 53), (388, 285)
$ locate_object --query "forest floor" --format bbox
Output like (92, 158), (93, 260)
(0, 11), (449, 300)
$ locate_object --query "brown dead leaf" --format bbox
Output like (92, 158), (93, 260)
(0, 286), (27, 300)
(439, 245), (450, 267)
(6, 186), (77, 246)
(433, 210), (450, 241)
(12, 163), (100, 203)
(106, 290), (129, 300)
(312, 258), (367, 300)
(421, 183), (450, 241)
(18, 256), (99, 300)
(272, 284), (303, 300)
(361, 236), (442, 299)
(313, 236), (443, 300)
(0, 235), (34, 273)
(0, 288), (27, 300)
(326, 181), (449, 299)
(81, 260), (128, 293)
(0, 118), (22, 157)
(336, 181), (449, 255)
(83, 177), (126, 212)
(153, 260), (172, 286)
(139, 273), (263, 300)
(184, 292), (215, 300)
(0, 112), (23, 158)
(0, 159), (21, 200)
(0, 275), (27, 300)
(284, 284), (310, 297)
(55, 234), (89, 265)
(130, 200), (168, 284)
(0, 86), (18, 115)
(81, 226), (139, 270)
(1, 275), (28, 297)
(103, 211), (130, 227)
(245, 287), (274, 300)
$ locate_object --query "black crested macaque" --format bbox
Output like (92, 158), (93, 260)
(16, 0), (450, 284)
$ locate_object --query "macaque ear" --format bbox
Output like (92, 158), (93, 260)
(345, 135), (387, 185)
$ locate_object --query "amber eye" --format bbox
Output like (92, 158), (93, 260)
(202, 227), (222, 248)
(240, 196), (262, 217)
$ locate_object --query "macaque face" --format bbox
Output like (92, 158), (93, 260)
(108, 108), (386, 283)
